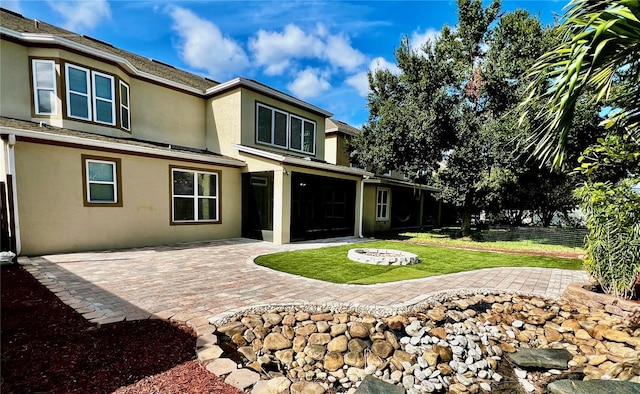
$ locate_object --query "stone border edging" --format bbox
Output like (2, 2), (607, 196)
(205, 288), (558, 326)
(563, 282), (640, 318)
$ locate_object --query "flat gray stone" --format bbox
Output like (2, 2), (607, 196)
(225, 368), (260, 390)
(547, 379), (640, 394)
(206, 358), (237, 376)
(507, 348), (572, 369)
(355, 375), (405, 394)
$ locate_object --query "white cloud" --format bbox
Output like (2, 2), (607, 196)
(346, 57), (400, 96)
(248, 23), (366, 76)
(287, 68), (330, 99)
(48, 0), (111, 32)
(169, 6), (249, 79)
(324, 34), (366, 71)
(410, 28), (440, 53)
(249, 24), (324, 75)
(345, 73), (369, 97)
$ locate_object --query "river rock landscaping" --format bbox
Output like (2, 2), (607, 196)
(199, 291), (640, 394)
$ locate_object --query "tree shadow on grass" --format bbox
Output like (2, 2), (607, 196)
(0, 265), (197, 394)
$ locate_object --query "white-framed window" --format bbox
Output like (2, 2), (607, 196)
(289, 114), (316, 154)
(256, 103), (316, 154)
(82, 155), (121, 206)
(92, 71), (115, 125)
(376, 187), (390, 221)
(171, 168), (219, 223)
(32, 59), (57, 115)
(65, 63), (91, 121)
(382, 170), (392, 177)
(119, 81), (130, 131)
(257, 104), (288, 148)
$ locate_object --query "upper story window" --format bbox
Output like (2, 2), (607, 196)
(256, 103), (316, 155)
(65, 64), (92, 121)
(290, 115), (315, 154)
(92, 71), (115, 125)
(32, 60), (57, 115)
(119, 81), (131, 131)
(55, 61), (129, 131)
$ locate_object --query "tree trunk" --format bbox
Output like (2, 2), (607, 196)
(460, 205), (472, 236)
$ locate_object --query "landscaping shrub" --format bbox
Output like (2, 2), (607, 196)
(576, 179), (640, 299)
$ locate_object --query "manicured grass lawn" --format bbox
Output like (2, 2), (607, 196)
(254, 241), (583, 285)
(400, 231), (585, 254)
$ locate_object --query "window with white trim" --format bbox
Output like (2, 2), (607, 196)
(289, 114), (315, 154)
(66, 63), (91, 121)
(32, 59), (57, 115)
(92, 71), (115, 125)
(171, 168), (219, 223)
(83, 157), (120, 205)
(65, 63), (121, 127)
(376, 188), (390, 221)
(119, 81), (130, 130)
(257, 104), (288, 148)
(256, 103), (316, 154)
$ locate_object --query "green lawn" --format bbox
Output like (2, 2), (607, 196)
(255, 241), (583, 285)
(400, 231), (585, 254)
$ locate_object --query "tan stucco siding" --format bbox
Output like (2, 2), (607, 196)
(206, 89), (242, 157)
(0, 39), (31, 120)
(239, 90), (326, 161)
(362, 184), (391, 234)
(130, 79), (206, 148)
(324, 134), (338, 165)
(15, 141), (241, 255)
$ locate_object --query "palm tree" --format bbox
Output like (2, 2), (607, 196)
(520, 0), (640, 169)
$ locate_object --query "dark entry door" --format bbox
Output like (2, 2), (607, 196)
(242, 172), (274, 240)
(290, 172), (355, 241)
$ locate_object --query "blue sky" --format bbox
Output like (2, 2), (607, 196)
(4, 0), (567, 126)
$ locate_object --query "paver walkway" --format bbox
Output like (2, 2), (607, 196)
(19, 238), (588, 327)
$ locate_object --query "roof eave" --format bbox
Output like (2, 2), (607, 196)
(0, 126), (246, 167)
(206, 78), (333, 118)
(233, 144), (372, 177)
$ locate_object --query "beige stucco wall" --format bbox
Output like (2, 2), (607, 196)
(15, 141), (242, 255)
(0, 39), (31, 120)
(206, 89), (242, 157)
(324, 134), (338, 165)
(130, 79), (205, 148)
(239, 90), (326, 161)
(362, 184), (391, 234)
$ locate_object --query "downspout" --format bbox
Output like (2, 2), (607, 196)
(358, 175), (369, 238)
(7, 135), (21, 255)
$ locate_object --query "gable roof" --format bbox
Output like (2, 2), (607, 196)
(325, 118), (361, 137)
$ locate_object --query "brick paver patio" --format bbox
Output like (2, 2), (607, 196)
(19, 238), (589, 327)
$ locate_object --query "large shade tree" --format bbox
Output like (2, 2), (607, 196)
(353, 0), (572, 234)
(521, 0), (640, 299)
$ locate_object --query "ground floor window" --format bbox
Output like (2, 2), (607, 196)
(82, 155), (122, 207)
(171, 167), (220, 223)
(376, 187), (390, 221)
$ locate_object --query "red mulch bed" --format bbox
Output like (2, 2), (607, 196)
(1, 265), (241, 394)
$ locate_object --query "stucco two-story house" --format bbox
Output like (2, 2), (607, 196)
(0, 8), (372, 255)
(324, 119), (442, 235)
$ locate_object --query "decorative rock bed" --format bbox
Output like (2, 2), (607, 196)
(195, 291), (640, 393)
(347, 248), (420, 266)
